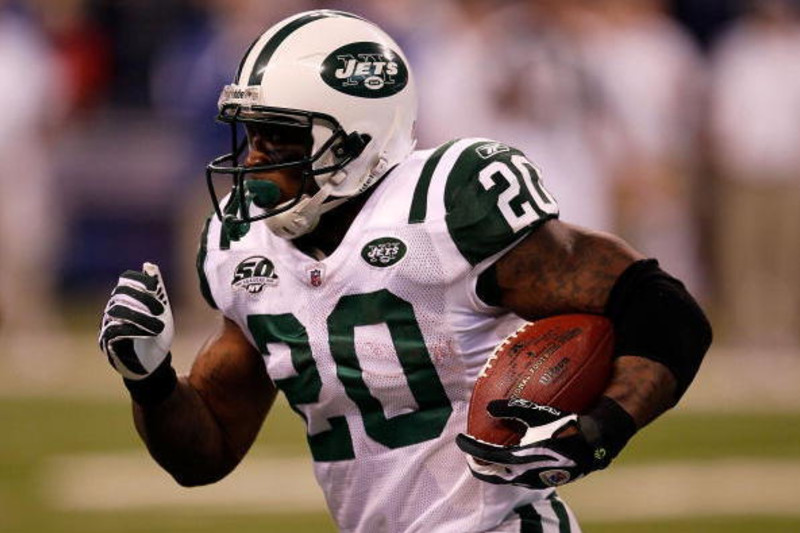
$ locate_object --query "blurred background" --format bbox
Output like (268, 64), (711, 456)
(2, 0), (800, 531)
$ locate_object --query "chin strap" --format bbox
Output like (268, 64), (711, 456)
(264, 147), (392, 240)
(265, 179), (347, 239)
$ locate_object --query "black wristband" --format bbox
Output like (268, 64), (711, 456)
(604, 259), (713, 401)
(578, 396), (637, 468)
(123, 354), (178, 407)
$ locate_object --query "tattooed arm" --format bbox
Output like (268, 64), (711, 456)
(132, 317), (277, 485)
(457, 219), (707, 488)
(490, 219), (677, 428)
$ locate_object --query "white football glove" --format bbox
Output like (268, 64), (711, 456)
(457, 398), (636, 489)
(99, 262), (174, 380)
(457, 399), (593, 489)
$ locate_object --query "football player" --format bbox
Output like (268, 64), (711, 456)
(99, 10), (711, 532)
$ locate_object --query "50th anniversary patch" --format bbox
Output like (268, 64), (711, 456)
(232, 256), (279, 294)
(321, 42), (408, 98)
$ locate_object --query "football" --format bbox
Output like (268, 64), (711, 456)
(466, 314), (615, 446)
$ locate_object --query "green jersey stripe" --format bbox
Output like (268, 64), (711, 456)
(245, 11), (364, 86)
(550, 495), (572, 533)
(514, 503), (544, 533)
(196, 215), (218, 310)
(408, 139), (458, 224)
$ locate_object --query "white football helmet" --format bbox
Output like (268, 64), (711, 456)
(206, 10), (418, 239)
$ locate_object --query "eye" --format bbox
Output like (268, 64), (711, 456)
(246, 123), (309, 147)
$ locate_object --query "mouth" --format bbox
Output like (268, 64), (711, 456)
(244, 178), (281, 208)
(242, 165), (311, 207)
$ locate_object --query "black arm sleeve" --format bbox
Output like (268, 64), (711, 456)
(603, 259), (713, 401)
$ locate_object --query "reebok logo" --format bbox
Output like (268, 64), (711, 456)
(507, 399), (563, 417)
(219, 85), (260, 105)
(476, 142), (510, 159)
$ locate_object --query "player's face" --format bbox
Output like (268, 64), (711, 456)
(243, 122), (315, 202)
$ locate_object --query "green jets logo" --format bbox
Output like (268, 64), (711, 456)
(361, 237), (407, 267)
(232, 256), (278, 294)
(321, 42), (408, 99)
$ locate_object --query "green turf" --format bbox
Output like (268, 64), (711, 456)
(616, 409), (800, 463)
(4, 513), (798, 533)
(4, 397), (799, 461)
(0, 396), (315, 533)
(2, 396), (799, 532)
(0, 395), (308, 460)
(1, 510), (337, 533)
(586, 516), (800, 533)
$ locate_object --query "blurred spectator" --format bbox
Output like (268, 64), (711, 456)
(669, 0), (748, 49)
(581, 0), (707, 297)
(417, 0), (613, 231)
(418, 0), (709, 292)
(152, 0), (312, 166)
(326, 0), (438, 63)
(497, 0), (615, 232)
(710, 0), (800, 348)
(89, 0), (188, 108)
(30, 0), (112, 115)
(0, 2), (67, 355)
(415, 0), (510, 144)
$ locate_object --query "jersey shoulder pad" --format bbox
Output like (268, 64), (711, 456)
(409, 138), (559, 266)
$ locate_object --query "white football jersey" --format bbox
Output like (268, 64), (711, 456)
(198, 138), (578, 532)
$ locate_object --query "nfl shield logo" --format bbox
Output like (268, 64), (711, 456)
(310, 268), (322, 287)
(539, 469), (571, 487)
(306, 263), (325, 287)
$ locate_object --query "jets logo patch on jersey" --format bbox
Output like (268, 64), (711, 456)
(361, 237), (407, 267)
(321, 42), (408, 98)
(232, 255), (279, 294)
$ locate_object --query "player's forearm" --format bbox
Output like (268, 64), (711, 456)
(603, 355), (677, 429)
(132, 376), (241, 486)
(100, 265), (235, 483)
(599, 257), (712, 430)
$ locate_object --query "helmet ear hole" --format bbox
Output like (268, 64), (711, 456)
(333, 133), (372, 160)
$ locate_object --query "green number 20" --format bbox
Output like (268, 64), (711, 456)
(247, 289), (453, 462)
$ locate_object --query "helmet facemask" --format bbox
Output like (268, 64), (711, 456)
(205, 102), (371, 236)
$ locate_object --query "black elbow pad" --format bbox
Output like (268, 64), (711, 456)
(604, 259), (713, 401)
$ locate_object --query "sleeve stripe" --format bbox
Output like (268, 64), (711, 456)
(196, 215), (219, 310)
(408, 139), (458, 224)
(513, 503), (544, 533)
(549, 495), (573, 533)
(413, 138), (492, 225)
(430, 138), (493, 221)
